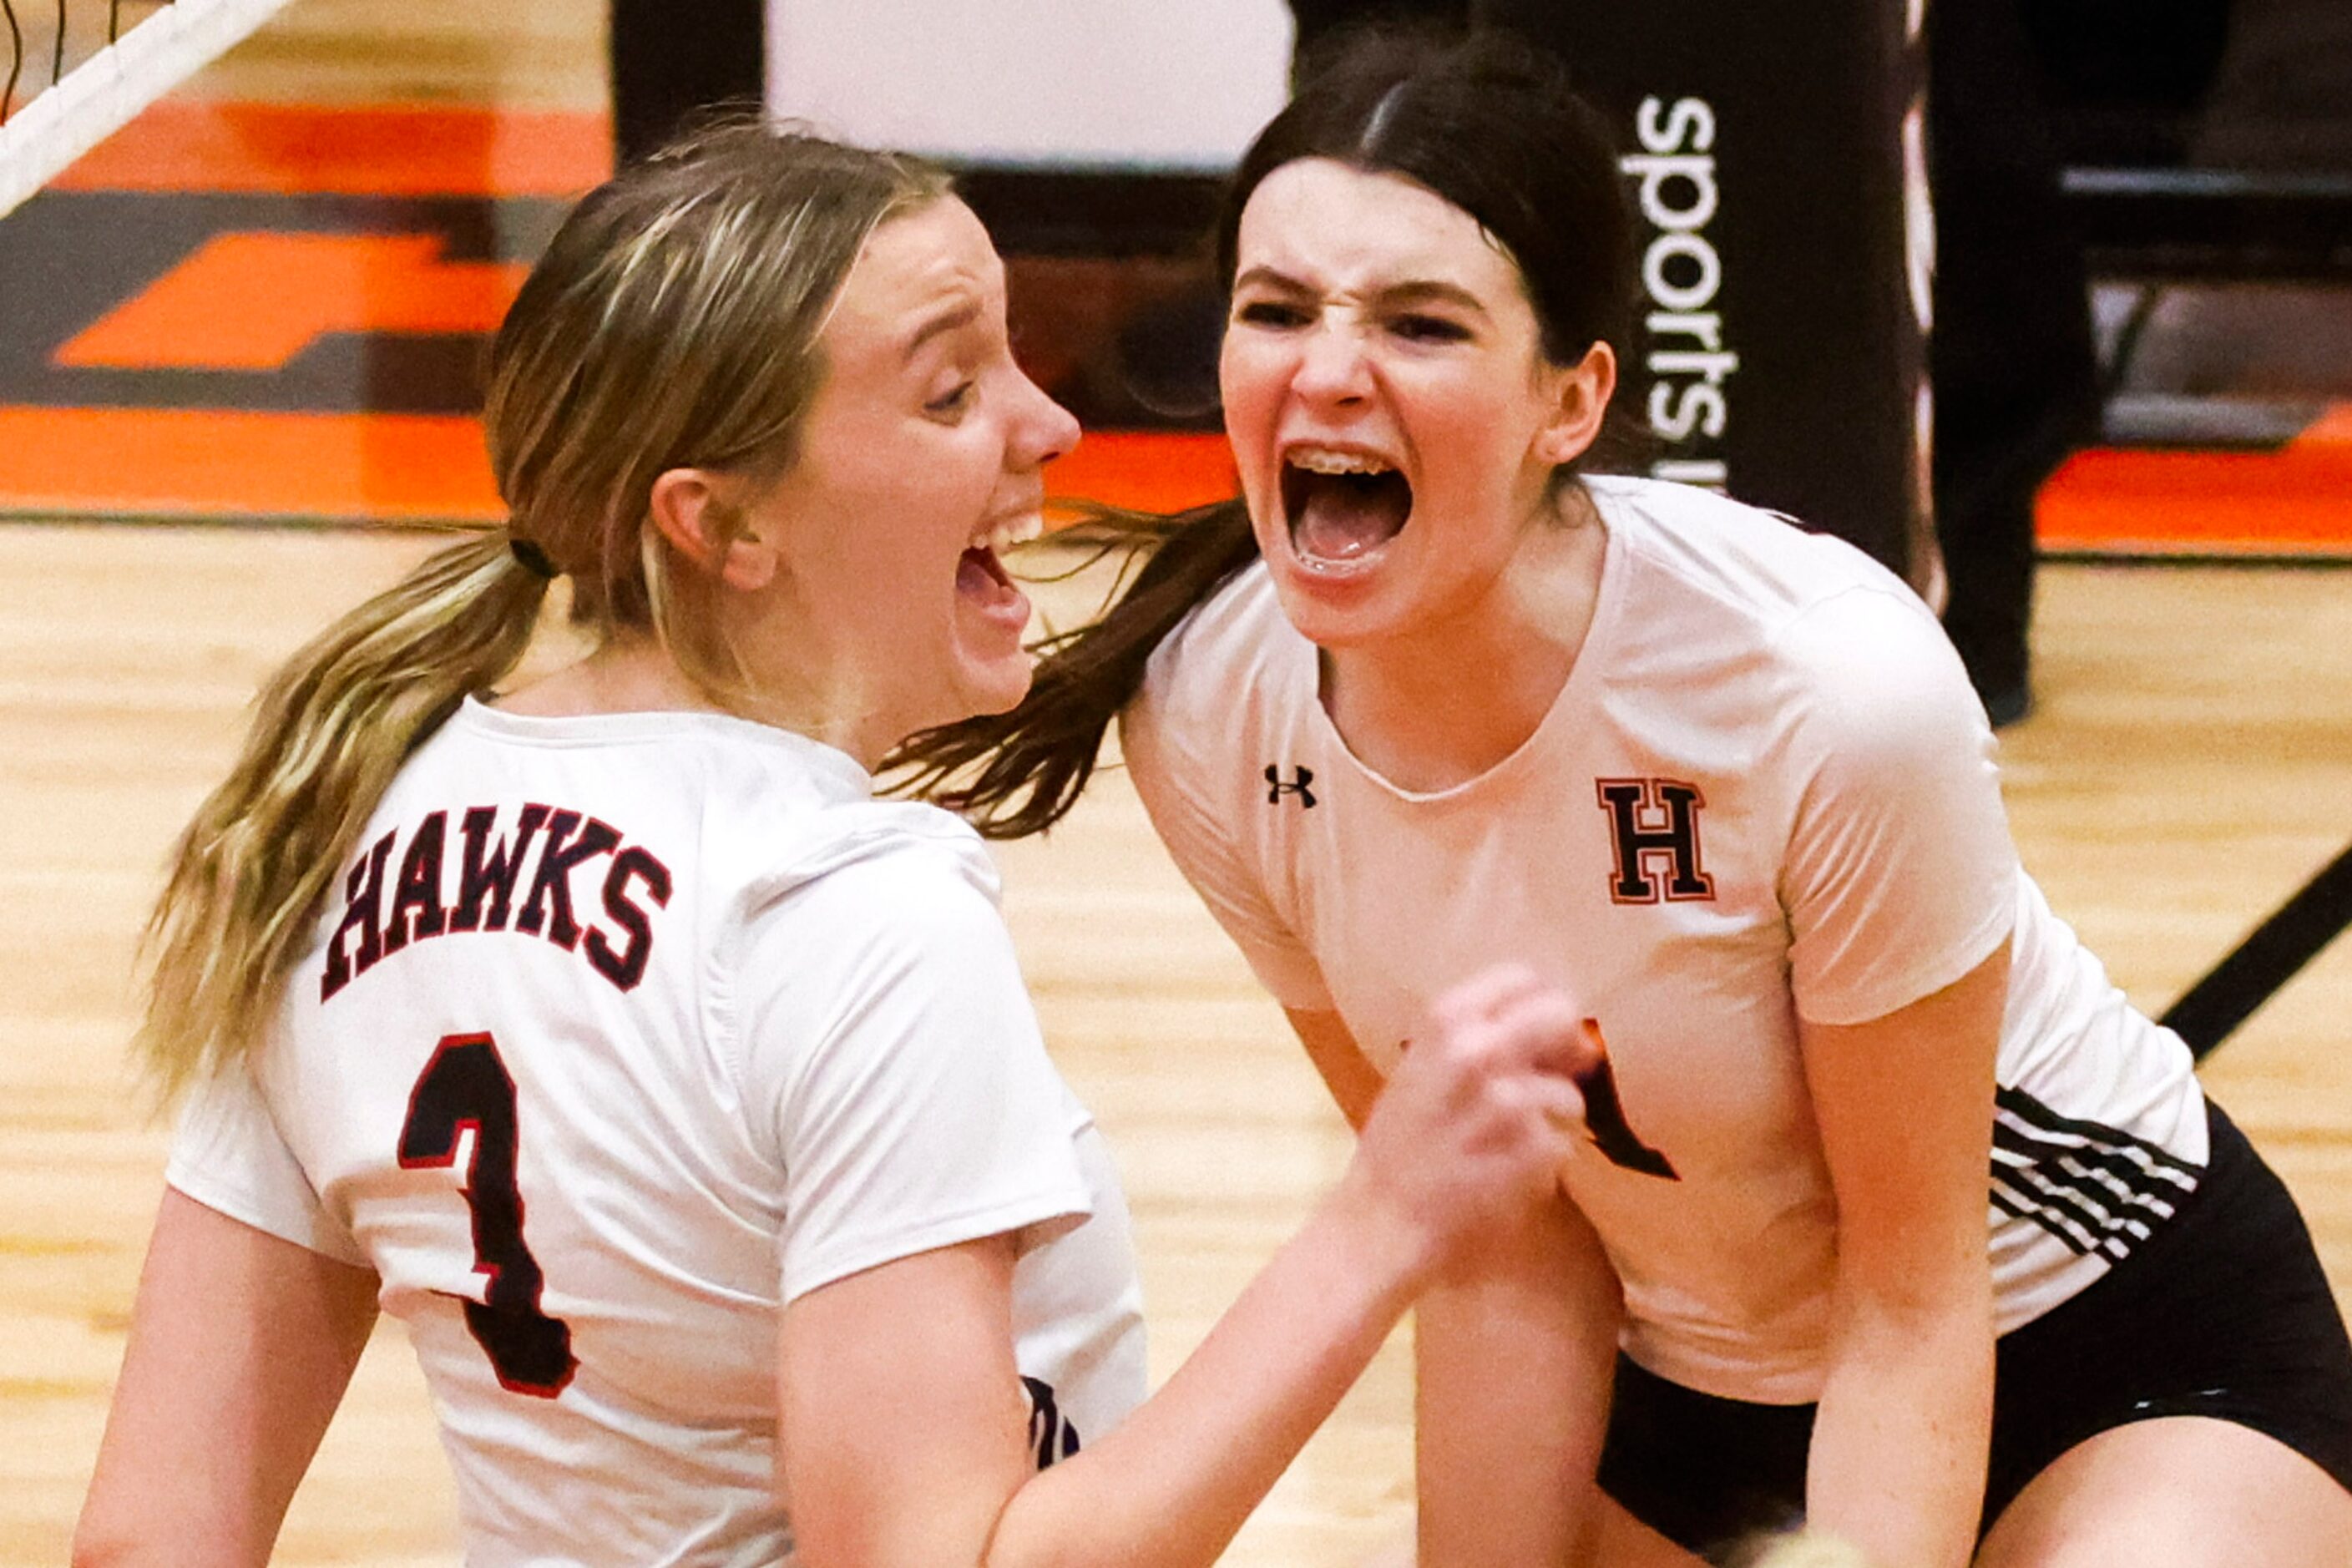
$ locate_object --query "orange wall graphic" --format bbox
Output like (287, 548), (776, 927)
(0, 99), (2335, 549)
(57, 234), (530, 372)
(0, 100), (1239, 524)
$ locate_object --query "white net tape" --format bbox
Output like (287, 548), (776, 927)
(0, 0), (297, 220)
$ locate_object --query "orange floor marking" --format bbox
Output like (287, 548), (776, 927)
(18, 96), (2342, 553)
(2037, 402), (2352, 556)
(0, 414), (1234, 524)
(0, 407), (503, 520)
(49, 101), (610, 197)
(1046, 431), (1237, 516)
(58, 234), (530, 371)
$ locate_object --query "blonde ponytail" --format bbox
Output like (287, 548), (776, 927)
(137, 123), (951, 1102)
(137, 533), (549, 1102)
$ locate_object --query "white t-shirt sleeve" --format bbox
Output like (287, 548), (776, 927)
(1120, 690), (1333, 1012)
(1774, 587), (2020, 1026)
(739, 837), (1093, 1303)
(166, 1054), (369, 1266)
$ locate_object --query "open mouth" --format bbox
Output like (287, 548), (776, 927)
(958, 511), (1041, 617)
(1280, 448), (1413, 569)
(958, 543), (1016, 602)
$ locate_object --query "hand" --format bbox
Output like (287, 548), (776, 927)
(1339, 965), (1597, 1275)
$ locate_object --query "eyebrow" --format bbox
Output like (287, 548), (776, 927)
(1232, 266), (1490, 317)
(900, 298), (984, 362)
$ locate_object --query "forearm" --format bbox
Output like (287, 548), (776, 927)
(985, 1174), (1430, 1568)
(787, 970), (1596, 1568)
(1804, 1288), (1993, 1568)
(1796, 948), (2010, 1568)
(1415, 1198), (1620, 1568)
(75, 1191), (378, 1568)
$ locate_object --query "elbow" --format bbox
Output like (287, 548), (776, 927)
(1830, 1241), (1991, 1334)
(71, 1505), (208, 1568)
(1828, 1267), (1994, 1370)
(69, 1523), (144, 1568)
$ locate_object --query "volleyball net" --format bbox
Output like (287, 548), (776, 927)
(0, 0), (296, 220)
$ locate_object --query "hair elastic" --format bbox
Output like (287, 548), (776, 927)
(1361, 80), (1408, 148)
(508, 535), (560, 579)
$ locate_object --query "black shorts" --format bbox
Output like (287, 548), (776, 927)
(1596, 1098), (2352, 1561)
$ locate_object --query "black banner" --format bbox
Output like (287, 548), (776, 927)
(1486, 0), (1932, 582)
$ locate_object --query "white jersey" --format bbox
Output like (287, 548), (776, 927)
(168, 701), (1146, 1565)
(1124, 475), (2206, 1405)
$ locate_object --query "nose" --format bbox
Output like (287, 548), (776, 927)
(1290, 318), (1374, 409)
(1011, 367), (1081, 470)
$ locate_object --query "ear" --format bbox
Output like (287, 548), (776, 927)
(1531, 341), (1618, 468)
(647, 468), (780, 591)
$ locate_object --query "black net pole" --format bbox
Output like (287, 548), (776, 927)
(1476, 0), (1931, 585)
(609, 0), (763, 166)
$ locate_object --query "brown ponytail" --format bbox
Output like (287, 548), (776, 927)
(888, 498), (1259, 837)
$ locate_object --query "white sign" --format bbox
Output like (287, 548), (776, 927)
(767, 0), (1296, 170)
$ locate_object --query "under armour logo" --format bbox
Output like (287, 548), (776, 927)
(1264, 764), (1317, 807)
(1022, 1375), (1080, 1468)
(1596, 777), (1715, 903)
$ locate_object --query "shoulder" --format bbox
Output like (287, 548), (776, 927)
(731, 807), (1028, 1071)
(1589, 477), (1979, 731)
(1768, 584), (1988, 775)
(1589, 474), (1920, 635)
(1121, 560), (1298, 785)
(745, 802), (1005, 940)
(1134, 559), (1292, 718)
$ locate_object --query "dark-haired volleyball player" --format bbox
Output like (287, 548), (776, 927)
(898, 31), (2352, 1568)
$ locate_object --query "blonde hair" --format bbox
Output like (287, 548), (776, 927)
(1731, 1529), (1878, 1568)
(138, 124), (951, 1101)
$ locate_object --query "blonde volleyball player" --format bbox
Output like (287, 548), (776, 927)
(72, 125), (1602, 1568)
(897, 31), (2352, 1568)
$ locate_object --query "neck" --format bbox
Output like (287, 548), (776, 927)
(1320, 494), (1606, 793)
(493, 638), (890, 771)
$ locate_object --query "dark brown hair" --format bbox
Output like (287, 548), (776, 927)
(889, 28), (1635, 836)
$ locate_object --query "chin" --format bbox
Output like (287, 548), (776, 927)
(954, 650), (1037, 721)
(1276, 604), (1393, 655)
(1262, 550), (1398, 648)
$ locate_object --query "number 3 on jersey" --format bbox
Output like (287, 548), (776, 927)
(398, 1032), (578, 1398)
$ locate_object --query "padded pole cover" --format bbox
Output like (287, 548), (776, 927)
(1484, 0), (1935, 585)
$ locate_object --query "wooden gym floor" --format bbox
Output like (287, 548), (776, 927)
(7, 533), (2351, 1568)
(4, 3), (2351, 1565)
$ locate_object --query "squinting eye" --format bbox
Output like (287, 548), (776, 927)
(926, 381), (977, 417)
(1235, 300), (1312, 329)
(1390, 314), (1471, 343)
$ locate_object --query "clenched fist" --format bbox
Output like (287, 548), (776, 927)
(1339, 964), (1600, 1278)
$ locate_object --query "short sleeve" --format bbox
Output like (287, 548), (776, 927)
(167, 1055), (368, 1266)
(1774, 587), (2020, 1025)
(1119, 690), (1333, 1012)
(738, 839), (1093, 1303)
